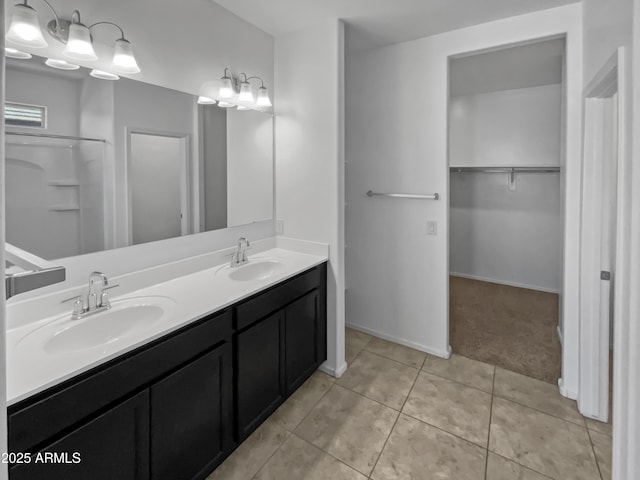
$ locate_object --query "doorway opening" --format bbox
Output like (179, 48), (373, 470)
(447, 37), (566, 384)
(127, 130), (190, 245)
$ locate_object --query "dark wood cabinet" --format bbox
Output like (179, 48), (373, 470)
(10, 391), (149, 480)
(285, 290), (322, 392)
(150, 344), (232, 480)
(8, 263), (327, 480)
(235, 311), (285, 440)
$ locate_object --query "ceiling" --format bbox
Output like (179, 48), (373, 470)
(212, 0), (579, 51)
(450, 37), (566, 96)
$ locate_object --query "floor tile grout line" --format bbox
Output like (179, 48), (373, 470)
(362, 344), (426, 369)
(585, 423), (605, 480)
(367, 360), (423, 479)
(290, 432), (372, 479)
(491, 393), (588, 429)
(419, 367), (494, 395)
(250, 379), (337, 480)
(489, 451), (556, 480)
(484, 367), (497, 480)
(286, 380), (337, 433)
(332, 380), (407, 412)
(400, 410), (490, 451)
(352, 348), (423, 373)
(248, 428), (294, 480)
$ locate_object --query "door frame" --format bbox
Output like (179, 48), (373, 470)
(578, 47), (631, 430)
(124, 127), (191, 245)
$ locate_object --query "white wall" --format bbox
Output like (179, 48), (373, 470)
(275, 19), (346, 376)
(226, 109), (274, 226)
(449, 85), (562, 167)
(449, 85), (562, 292)
(450, 173), (562, 292)
(346, 5), (583, 381)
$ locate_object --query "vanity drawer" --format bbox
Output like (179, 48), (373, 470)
(9, 309), (232, 453)
(235, 266), (322, 330)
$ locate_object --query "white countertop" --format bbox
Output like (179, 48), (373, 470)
(6, 242), (328, 406)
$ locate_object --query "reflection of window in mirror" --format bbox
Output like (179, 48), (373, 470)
(5, 102), (47, 128)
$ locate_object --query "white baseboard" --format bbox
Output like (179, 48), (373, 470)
(557, 325), (563, 346)
(320, 360), (348, 379)
(558, 377), (578, 400)
(346, 322), (451, 359)
(450, 272), (560, 294)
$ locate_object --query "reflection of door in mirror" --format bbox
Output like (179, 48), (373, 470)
(128, 132), (189, 245)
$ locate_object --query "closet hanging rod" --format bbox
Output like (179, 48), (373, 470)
(366, 190), (440, 200)
(450, 166), (560, 174)
(5, 132), (106, 143)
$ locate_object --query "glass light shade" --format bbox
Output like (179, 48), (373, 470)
(237, 105), (250, 111)
(217, 101), (234, 108)
(111, 39), (141, 74)
(63, 22), (97, 61)
(5, 47), (32, 59)
(90, 69), (120, 80)
(238, 81), (254, 102)
(45, 58), (80, 70)
(197, 96), (216, 105)
(219, 76), (234, 98)
(256, 87), (272, 107)
(6, 4), (48, 48)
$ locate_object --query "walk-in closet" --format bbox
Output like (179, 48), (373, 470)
(448, 38), (565, 383)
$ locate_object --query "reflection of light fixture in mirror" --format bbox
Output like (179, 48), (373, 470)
(45, 58), (80, 70)
(90, 69), (119, 80)
(111, 38), (140, 74)
(5, 47), (32, 59)
(6, 2), (48, 48)
(197, 96), (216, 105)
(217, 101), (234, 108)
(219, 68), (235, 99)
(63, 12), (97, 61)
(238, 74), (254, 102)
(237, 105), (250, 111)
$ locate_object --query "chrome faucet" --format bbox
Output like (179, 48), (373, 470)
(230, 237), (250, 267)
(62, 271), (119, 320)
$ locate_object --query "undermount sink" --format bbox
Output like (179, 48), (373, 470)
(226, 259), (286, 282)
(18, 296), (176, 355)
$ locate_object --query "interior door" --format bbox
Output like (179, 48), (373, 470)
(129, 132), (188, 245)
(597, 94), (618, 422)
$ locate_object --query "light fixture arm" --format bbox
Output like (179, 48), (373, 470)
(88, 21), (127, 41)
(245, 76), (266, 88)
(24, 0), (61, 33)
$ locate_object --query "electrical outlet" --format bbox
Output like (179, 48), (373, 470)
(427, 221), (438, 236)
(276, 219), (285, 235)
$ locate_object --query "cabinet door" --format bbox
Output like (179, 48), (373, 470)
(150, 343), (232, 480)
(285, 290), (321, 392)
(10, 390), (149, 480)
(236, 311), (284, 440)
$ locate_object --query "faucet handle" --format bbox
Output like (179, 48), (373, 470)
(61, 295), (85, 317)
(98, 284), (119, 309)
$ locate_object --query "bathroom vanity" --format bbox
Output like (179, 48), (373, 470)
(6, 250), (327, 480)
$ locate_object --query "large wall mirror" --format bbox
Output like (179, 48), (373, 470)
(5, 54), (274, 261)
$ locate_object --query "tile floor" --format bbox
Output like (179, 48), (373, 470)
(208, 328), (612, 480)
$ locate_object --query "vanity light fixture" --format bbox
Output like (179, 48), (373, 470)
(5, 0), (141, 75)
(215, 67), (272, 109)
(197, 96), (217, 105)
(90, 69), (120, 80)
(217, 101), (235, 108)
(219, 68), (235, 99)
(62, 12), (97, 61)
(5, 47), (32, 59)
(45, 58), (79, 70)
(6, 1), (48, 48)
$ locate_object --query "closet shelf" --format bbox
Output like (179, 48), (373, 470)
(48, 180), (80, 187)
(450, 166), (560, 173)
(49, 204), (80, 211)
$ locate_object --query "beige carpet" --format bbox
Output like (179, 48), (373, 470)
(449, 276), (561, 384)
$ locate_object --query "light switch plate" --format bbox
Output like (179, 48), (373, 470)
(427, 221), (437, 235)
(276, 219), (285, 235)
